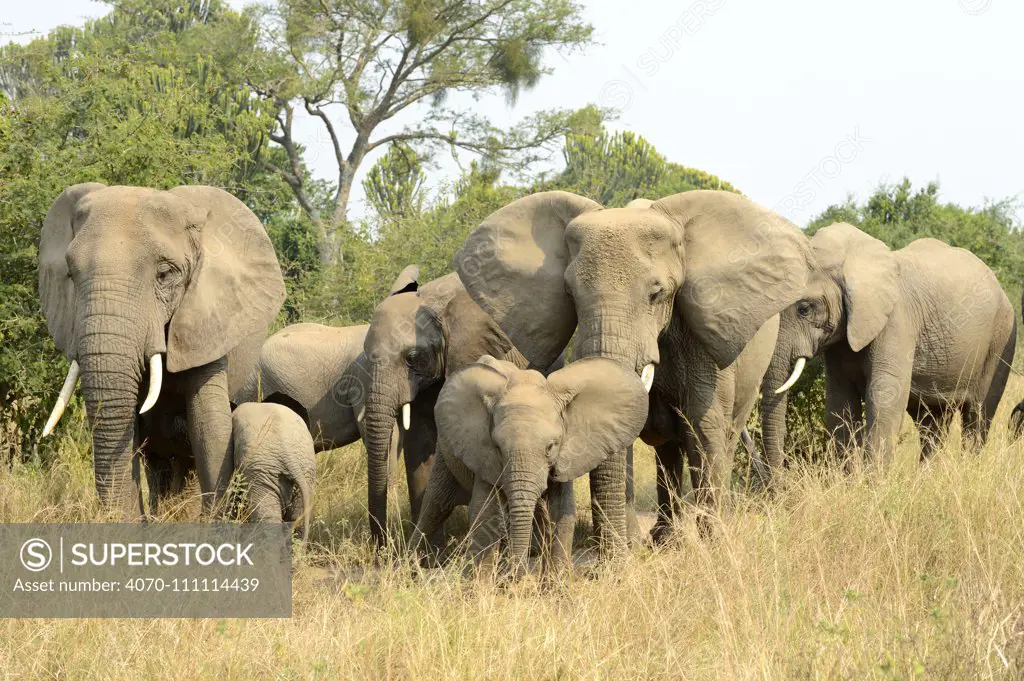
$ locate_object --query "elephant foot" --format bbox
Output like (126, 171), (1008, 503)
(649, 518), (675, 547)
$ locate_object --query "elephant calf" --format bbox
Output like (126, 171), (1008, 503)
(411, 356), (648, 574)
(230, 403), (316, 540)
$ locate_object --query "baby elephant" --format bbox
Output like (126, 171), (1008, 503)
(412, 355), (648, 573)
(230, 403), (317, 540)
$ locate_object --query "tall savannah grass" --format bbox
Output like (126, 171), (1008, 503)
(1, 379), (1022, 679)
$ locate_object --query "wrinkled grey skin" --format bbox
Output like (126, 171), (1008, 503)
(38, 184), (285, 518)
(413, 356), (648, 574)
(454, 191), (813, 554)
(231, 403), (316, 540)
(361, 270), (564, 548)
(236, 268), (419, 502)
(761, 223), (1016, 476)
(236, 322), (374, 450)
(642, 313), (778, 540)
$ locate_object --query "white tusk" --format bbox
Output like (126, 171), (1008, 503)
(641, 363), (655, 393)
(138, 354), (163, 414)
(356, 405), (365, 424)
(41, 360), (81, 437)
(401, 402), (411, 430)
(774, 357), (807, 394)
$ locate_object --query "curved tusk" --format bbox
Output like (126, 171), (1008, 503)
(138, 354), (163, 414)
(774, 357), (807, 394)
(41, 360), (81, 437)
(641, 363), (655, 393)
(401, 402), (411, 431)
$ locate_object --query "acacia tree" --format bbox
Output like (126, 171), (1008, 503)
(249, 0), (595, 264)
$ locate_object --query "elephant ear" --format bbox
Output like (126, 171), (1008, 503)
(547, 358), (649, 482)
(654, 191), (813, 369)
(38, 182), (107, 358)
(453, 191), (602, 369)
(441, 288), (525, 375)
(388, 264), (420, 295)
(166, 186), (286, 373)
(812, 223), (900, 352)
(435, 357), (514, 486)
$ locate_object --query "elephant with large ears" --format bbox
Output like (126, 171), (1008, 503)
(38, 184), (285, 518)
(231, 402), (316, 541)
(361, 270), (560, 548)
(235, 267), (421, 453)
(412, 355), (648, 575)
(761, 223), (1016, 476)
(453, 190), (813, 554)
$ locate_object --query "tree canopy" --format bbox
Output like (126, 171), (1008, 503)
(247, 0), (598, 264)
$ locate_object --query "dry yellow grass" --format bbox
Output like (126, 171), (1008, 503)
(1, 379), (1024, 679)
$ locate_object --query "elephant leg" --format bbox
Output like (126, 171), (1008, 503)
(824, 367), (863, 465)
(409, 455), (461, 554)
(961, 403), (990, 453)
(184, 357), (234, 515)
(625, 444), (639, 547)
(544, 480), (576, 572)
(863, 346), (914, 469)
(467, 478), (503, 574)
(589, 452), (628, 559)
(651, 441), (684, 545)
(144, 452), (174, 517)
(683, 373), (734, 539)
(404, 409), (439, 544)
(910, 399), (946, 462)
(531, 498), (551, 559)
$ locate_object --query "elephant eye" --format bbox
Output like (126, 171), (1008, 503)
(649, 286), (664, 304)
(546, 440), (559, 458)
(157, 263), (179, 284)
(797, 301), (813, 318)
(405, 349), (419, 366)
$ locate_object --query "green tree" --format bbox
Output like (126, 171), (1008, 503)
(362, 144), (427, 220)
(546, 128), (739, 206)
(247, 0), (597, 265)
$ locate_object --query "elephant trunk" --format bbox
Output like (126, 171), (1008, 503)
(504, 472), (542, 578)
(760, 353), (794, 483)
(77, 314), (145, 519)
(363, 362), (407, 547)
(572, 305), (646, 371)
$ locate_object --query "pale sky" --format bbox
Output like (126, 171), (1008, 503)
(5, 0), (1023, 224)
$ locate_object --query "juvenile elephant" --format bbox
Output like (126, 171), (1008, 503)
(454, 191), (813, 554)
(231, 403), (316, 540)
(762, 223), (1016, 474)
(234, 266), (420, 453)
(412, 356), (648, 573)
(361, 270), (563, 548)
(38, 184), (285, 518)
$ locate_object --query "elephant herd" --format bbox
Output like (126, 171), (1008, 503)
(36, 183), (1019, 574)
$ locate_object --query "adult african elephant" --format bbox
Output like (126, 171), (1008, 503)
(38, 184), (285, 518)
(453, 190), (814, 554)
(361, 269), (563, 548)
(762, 223), (1016, 476)
(235, 266), (421, 453)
